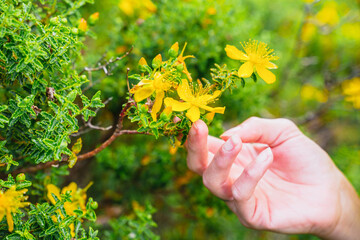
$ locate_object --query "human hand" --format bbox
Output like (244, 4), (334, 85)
(186, 117), (360, 239)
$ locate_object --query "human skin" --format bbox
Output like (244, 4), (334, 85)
(186, 117), (360, 239)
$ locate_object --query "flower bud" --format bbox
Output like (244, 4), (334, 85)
(71, 27), (79, 35)
(80, 75), (87, 81)
(78, 18), (88, 32)
(138, 57), (148, 72)
(152, 54), (162, 69)
(50, 17), (59, 25)
(91, 201), (98, 209)
(16, 173), (26, 182)
(168, 42), (179, 58)
(176, 63), (184, 72)
(61, 18), (68, 24)
(89, 12), (99, 25)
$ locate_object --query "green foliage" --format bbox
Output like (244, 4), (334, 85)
(0, 0), (359, 239)
(102, 203), (159, 240)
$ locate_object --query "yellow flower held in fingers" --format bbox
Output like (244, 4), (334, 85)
(164, 79), (225, 122)
(225, 40), (279, 84)
(130, 72), (173, 121)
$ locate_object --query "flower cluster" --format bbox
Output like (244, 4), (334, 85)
(128, 43), (228, 141)
(0, 186), (29, 232)
(127, 41), (278, 142)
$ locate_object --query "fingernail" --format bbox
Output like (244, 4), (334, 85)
(223, 135), (239, 152)
(258, 147), (272, 161)
(189, 122), (198, 136)
(220, 126), (242, 138)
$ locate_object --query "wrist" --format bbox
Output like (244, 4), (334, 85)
(319, 172), (360, 240)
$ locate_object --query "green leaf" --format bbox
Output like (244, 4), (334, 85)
(44, 225), (58, 236)
(0, 114), (9, 128)
(90, 91), (104, 108)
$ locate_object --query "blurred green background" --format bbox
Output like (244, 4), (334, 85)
(68, 0), (360, 239)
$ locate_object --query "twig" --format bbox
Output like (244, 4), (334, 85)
(79, 47), (133, 75)
(13, 102), (150, 175)
(126, 68), (131, 92)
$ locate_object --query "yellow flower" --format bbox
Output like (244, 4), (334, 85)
(0, 186), (29, 232)
(207, 7), (217, 15)
(341, 23), (360, 41)
(342, 77), (360, 109)
(130, 72), (172, 121)
(118, 0), (156, 19)
(301, 20), (317, 42)
(316, 1), (339, 26)
(176, 43), (195, 81)
(225, 40), (279, 84)
(164, 79), (225, 122)
(300, 84), (328, 103)
(47, 182), (92, 237)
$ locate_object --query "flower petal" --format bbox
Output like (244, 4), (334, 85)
(225, 45), (249, 60)
(47, 184), (61, 205)
(256, 65), (276, 84)
(177, 79), (193, 101)
(264, 61), (278, 69)
(238, 61), (254, 78)
(151, 90), (164, 121)
(164, 97), (191, 111)
(134, 86), (154, 102)
(200, 105), (225, 114)
(6, 211), (14, 232)
(186, 106), (200, 122)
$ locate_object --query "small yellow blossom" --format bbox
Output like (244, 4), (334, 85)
(89, 12), (99, 22)
(140, 155), (151, 166)
(0, 186), (29, 232)
(342, 77), (360, 109)
(175, 170), (195, 187)
(78, 18), (87, 31)
(164, 79), (225, 122)
(130, 72), (172, 121)
(316, 1), (339, 26)
(207, 7), (217, 15)
(169, 139), (181, 155)
(301, 21), (317, 42)
(176, 43), (195, 81)
(225, 40), (279, 84)
(47, 182), (92, 237)
(341, 23), (360, 41)
(300, 84), (328, 103)
(118, 0), (157, 19)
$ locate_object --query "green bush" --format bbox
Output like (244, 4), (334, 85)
(1, 0), (359, 239)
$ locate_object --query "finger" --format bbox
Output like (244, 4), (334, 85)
(203, 135), (243, 200)
(232, 147), (273, 222)
(186, 120), (209, 175)
(208, 136), (224, 154)
(221, 117), (301, 148)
